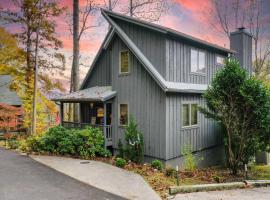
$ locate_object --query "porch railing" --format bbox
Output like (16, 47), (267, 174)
(62, 121), (112, 146)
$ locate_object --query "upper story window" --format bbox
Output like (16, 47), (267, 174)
(182, 103), (198, 127)
(191, 49), (206, 74)
(119, 103), (128, 126)
(216, 56), (225, 66)
(119, 50), (129, 74)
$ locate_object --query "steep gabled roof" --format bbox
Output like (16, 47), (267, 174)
(102, 9), (235, 54)
(80, 9), (213, 93)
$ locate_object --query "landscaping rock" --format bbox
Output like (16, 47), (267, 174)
(169, 182), (246, 195)
(245, 180), (270, 187)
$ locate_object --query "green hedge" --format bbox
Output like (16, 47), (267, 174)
(22, 126), (111, 158)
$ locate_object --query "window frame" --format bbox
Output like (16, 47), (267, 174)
(118, 103), (129, 127)
(190, 48), (206, 75)
(119, 50), (130, 75)
(216, 55), (225, 66)
(181, 103), (199, 128)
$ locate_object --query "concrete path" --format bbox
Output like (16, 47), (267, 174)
(0, 147), (124, 200)
(174, 187), (270, 200)
(31, 155), (161, 200)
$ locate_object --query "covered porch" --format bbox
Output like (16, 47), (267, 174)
(53, 86), (116, 147)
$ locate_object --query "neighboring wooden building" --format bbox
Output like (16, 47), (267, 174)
(0, 75), (22, 134)
(54, 10), (252, 167)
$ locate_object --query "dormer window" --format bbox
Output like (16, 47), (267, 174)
(191, 49), (206, 74)
(119, 50), (129, 74)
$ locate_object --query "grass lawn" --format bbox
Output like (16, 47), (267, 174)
(250, 165), (270, 180)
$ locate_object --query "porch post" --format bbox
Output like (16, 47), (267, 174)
(103, 103), (107, 147)
(60, 102), (63, 126)
(78, 102), (81, 128)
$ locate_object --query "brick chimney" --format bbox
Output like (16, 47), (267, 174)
(230, 27), (253, 75)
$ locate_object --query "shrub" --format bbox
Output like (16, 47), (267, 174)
(124, 116), (144, 163)
(182, 146), (196, 172)
(23, 134), (43, 152)
(212, 175), (221, 183)
(18, 139), (28, 152)
(21, 125), (111, 158)
(165, 166), (176, 177)
(200, 59), (270, 174)
(115, 157), (126, 168)
(6, 139), (19, 149)
(117, 139), (125, 158)
(151, 159), (163, 170)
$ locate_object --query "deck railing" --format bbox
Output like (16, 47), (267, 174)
(62, 121), (112, 146)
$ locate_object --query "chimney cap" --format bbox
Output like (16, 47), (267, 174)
(230, 27), (253, 37)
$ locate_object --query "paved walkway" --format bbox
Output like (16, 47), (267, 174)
(31, 155), (161, 200)
(0, 147), (123, 200)
(174, 187), (270, 200)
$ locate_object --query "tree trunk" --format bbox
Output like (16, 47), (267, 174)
(26, 28), (32, 87)
(31, 28), (39, 135)
(70, 0), (80, 122)
(129, 0), (133, 16)
(71, 0), (80, 93)
(108, 0), (112, 10)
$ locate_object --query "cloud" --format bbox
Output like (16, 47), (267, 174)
(158, 0), (228, 47)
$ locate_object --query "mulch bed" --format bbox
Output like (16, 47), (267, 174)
(2, 146), (264, 200)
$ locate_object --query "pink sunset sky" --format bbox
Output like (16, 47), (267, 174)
(1, 0), (270, 88)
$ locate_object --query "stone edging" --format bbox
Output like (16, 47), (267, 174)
(169, 180), (270, 195)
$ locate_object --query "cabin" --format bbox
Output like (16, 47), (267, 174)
(54, 9), (252, 167)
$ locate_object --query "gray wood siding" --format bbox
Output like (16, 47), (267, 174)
(165, 38), (226, 84)
(165, 93), (223, 160)
(110, 36), (167, 159)
(114, 18), (166, 78)
(83, 50), (111, 89)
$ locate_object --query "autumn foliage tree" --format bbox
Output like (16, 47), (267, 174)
(0, 0), (66, 134)
(200, 59), (270, 174)
(0, 103), (22, 133)
(0, 27), (62, 134)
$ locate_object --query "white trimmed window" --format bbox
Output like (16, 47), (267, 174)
(216, 56), (225, 66)
(182, 103), (198, 127)
(191, 49), (206, 73)
(119, 104), (128, 126)
(119, 50), (129, 74)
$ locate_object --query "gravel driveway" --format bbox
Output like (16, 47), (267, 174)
(0, 147), (125, 200)
(174, 187), (270, 200)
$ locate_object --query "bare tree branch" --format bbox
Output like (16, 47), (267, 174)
(210, 0), (270, 79)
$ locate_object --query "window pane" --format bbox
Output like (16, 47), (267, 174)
(119, 104), (128, 125)
(182, 104), (190, 127)
(216, 56), (224, 65)
(120, 51), (129, 73)
(190, 49), (197, 73)
(191, 104), (198, 125)
(198, 51), (206, 73)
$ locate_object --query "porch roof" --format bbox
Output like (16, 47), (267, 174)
(52, 86), (116, 102)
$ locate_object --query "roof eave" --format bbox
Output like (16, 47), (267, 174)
(166, 88), (206, 93)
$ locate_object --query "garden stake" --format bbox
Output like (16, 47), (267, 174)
(245, 164), (248, 180)
(176, 165), (179, 186)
